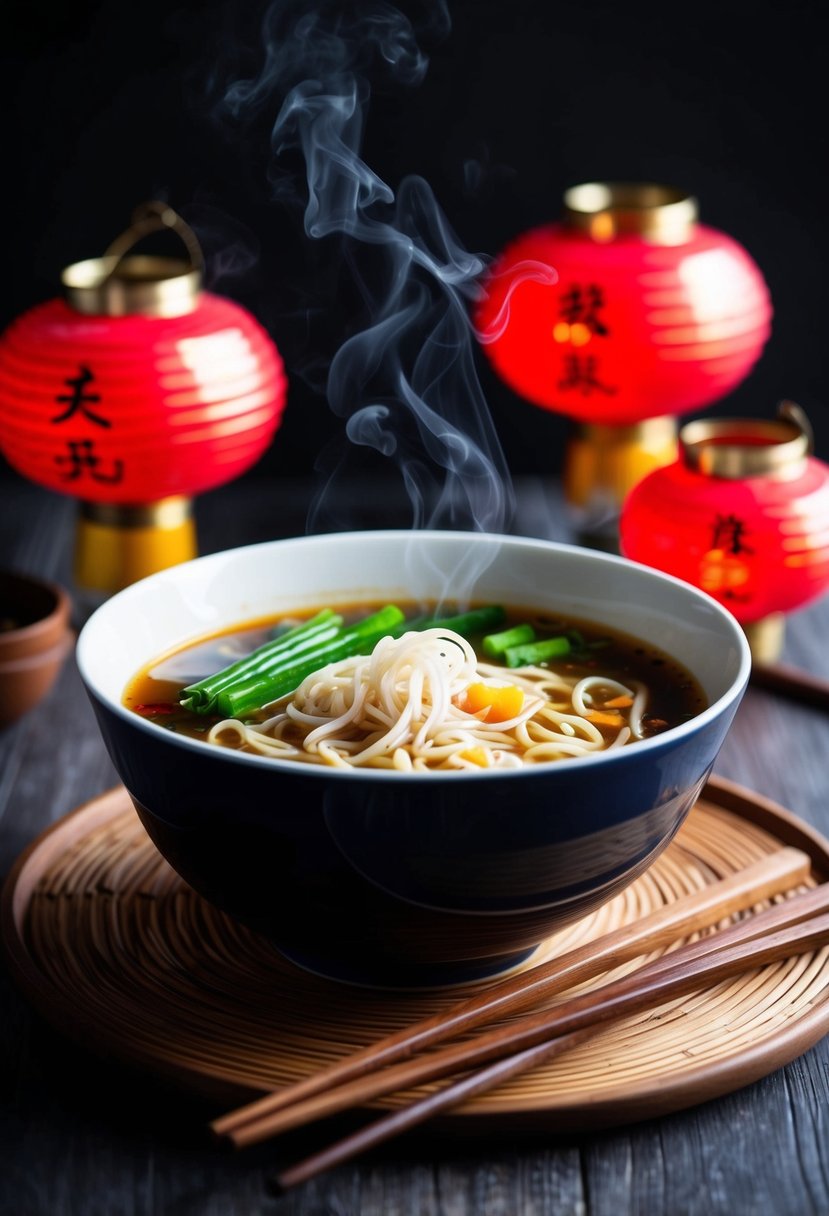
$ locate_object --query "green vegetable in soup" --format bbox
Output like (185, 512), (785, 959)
(186, 605), (406, 718)
(504, 636), (571, 668)
(181, 609), (342, 713)
(482, 622), (536, 657)
(406, 604), (506, 637)
(180, 603), (508, 720)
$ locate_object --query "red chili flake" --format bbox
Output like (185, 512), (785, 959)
(134, 702), (178, 716)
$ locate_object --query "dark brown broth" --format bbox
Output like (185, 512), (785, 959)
(123, 604), (707, 749)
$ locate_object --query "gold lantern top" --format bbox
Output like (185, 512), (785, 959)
(61, 202), (204, 318)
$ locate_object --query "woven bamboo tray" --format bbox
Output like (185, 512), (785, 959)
(4, 775), (829, 1133)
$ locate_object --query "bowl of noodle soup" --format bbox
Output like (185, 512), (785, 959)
(77, 530), (750, 988)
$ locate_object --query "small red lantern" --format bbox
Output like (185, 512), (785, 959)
(0, 203), (287, 597)
(619, 404), (829, 661)
(476, 183), (772, 543)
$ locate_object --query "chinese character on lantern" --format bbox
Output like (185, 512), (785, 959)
(0, 202), (287, 597)
(476, 182), (772, 547)
(620, 406), (829, 660)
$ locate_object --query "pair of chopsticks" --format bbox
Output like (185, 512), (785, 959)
(211, 847), (829, 1189)
(750, 662), (829, 711)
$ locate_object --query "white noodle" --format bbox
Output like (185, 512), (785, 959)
(206, 626), (654, 771)
(571, 676), (634, 717)
(628, 683), (648, 739)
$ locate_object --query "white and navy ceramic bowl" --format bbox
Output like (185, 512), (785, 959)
(77, 531), (751, 988)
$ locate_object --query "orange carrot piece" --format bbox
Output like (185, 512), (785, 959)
(604, 695), (633, 709)
(463, 683), (525, 723)
(585, 709), (625, 727)
(457, 747), (491, 767)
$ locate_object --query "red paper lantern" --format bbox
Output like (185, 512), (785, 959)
(619, 405), (829, 660)
(476, 183), (772, 542)
(0, 203), (287, 596)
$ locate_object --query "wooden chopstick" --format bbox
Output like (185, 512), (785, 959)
(750, 662), (829, 711)
(274, 887), (829, 1189)
(213, 846), (811, 1146)
(224, 872), (826, 1147)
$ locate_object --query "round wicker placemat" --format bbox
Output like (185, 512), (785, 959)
(4, 775), (829, 1132)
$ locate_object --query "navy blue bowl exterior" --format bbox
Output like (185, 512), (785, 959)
(89, 689), (741, 987)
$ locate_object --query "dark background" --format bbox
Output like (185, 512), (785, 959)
(2, 0), (827, 491)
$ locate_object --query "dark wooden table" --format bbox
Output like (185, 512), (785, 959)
(2, 467), (829, 1216)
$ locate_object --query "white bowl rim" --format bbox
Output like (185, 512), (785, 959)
(77, 529), (753, 782)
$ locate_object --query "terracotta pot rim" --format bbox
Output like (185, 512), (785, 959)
(0, 571), (72, 659)
(0, 631), (74, 673)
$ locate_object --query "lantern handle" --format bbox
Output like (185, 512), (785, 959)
(101, 202), (205, 276)
(778, 401), (814, 454)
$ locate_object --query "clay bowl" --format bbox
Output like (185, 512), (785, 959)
(77, 531), (751, 988)
(0, 571), (73, 727)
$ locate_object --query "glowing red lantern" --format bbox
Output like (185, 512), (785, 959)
(0, 203), (287, 597)
(619, 405), (829, 660)
(476, 183), (772, 542)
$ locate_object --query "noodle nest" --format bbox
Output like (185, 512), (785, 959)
(207, 627), (647, 772)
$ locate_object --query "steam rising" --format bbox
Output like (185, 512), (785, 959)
(217, 1), (553, 586)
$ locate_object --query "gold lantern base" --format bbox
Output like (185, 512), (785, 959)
(564, 416), (679, 551)
(742, 613), (786, 664)
(73, 498), (197, 603)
